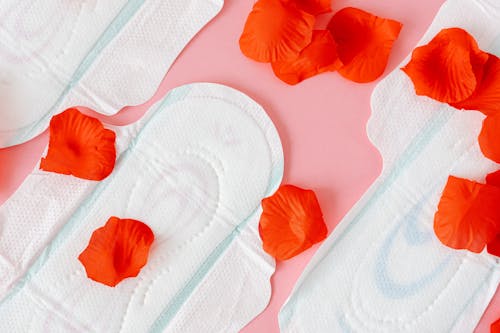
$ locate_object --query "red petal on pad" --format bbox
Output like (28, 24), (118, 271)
(402, 28), (489, 103)
(271, 30), (342, 85)
(79, 217), (154, 287)
(259, 185), (327, 260)
(450, 53), (500, 116)
(434, 176), (500, 253)
(287, 0), (332, 15)
(40, 108), (116, 181)
(327, 7), (402, 83)
(239, 0), (315, 63)
(478, 114), (500, 163)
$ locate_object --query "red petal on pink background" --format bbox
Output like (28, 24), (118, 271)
(328, 7), (402, 83)
(491, 317), (500, 333)
(271, 30), (342, 85)
(239, 0), (315, 63)
(288, 0), (332, 15)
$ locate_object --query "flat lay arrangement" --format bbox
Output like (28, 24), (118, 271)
(0, 0), (499, 332)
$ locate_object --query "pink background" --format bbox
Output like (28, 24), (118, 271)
(0, 0), (498, 331)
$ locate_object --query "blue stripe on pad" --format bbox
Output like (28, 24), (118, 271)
(0, 86), (185, 308)
(2, 85), (282, 333)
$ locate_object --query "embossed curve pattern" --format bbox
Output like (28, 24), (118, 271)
(279, 1), (500, 332)
(0, 83), (284, 332)
(0, 0), (224, 147)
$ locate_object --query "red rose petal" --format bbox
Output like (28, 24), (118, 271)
(259, 185), (327, 260)
(327, 7), (402, 83)
(450, 53), (500, 116)
(239, 0), (315, 63)
(402, 28), (489, 103)
(287, 0), (332, 15)
(478, 114), (500, 163)
(78, 217), (155, 287)
(40, 108), (116, 181)
(434, 176), (500, 253)
(271, 30), (342, 85)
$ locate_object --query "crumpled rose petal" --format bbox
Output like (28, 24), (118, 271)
(271, 30), (342, 85)
(286, 0), (332, 15)
(450, 53), (500, 116)
(492, 317), (500, 333)
(478, 113), (500, 163)
(402, 28), (489, 103)
(40, 108), (116, 181)
(259, 184), (327, 260)
(239, 0), (315, 63)
(327, 7), (402, 83)
(434, 176), (500, 253)
(78, 217), (155, 287)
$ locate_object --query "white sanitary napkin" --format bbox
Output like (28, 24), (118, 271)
(0, 0), (223, 148)
(279, 0), (500, 332)
(0, 83), (284, 332)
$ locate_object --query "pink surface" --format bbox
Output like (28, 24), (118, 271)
(0, 0), (498, 331)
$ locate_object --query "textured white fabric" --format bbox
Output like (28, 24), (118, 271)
(0, 0), (223, 148)
(0, 83), (284, 332)
(279, 1), (500, 332)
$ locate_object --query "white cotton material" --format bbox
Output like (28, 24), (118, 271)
(0, 0), (223, 148)
(279, 0), (500, 332)
(0, 83), (284, 332)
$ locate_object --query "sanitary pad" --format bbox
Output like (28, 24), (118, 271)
(279, 1), (500, 332)
(0, 0), (223, 148)
(0, 83), (284, 332)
